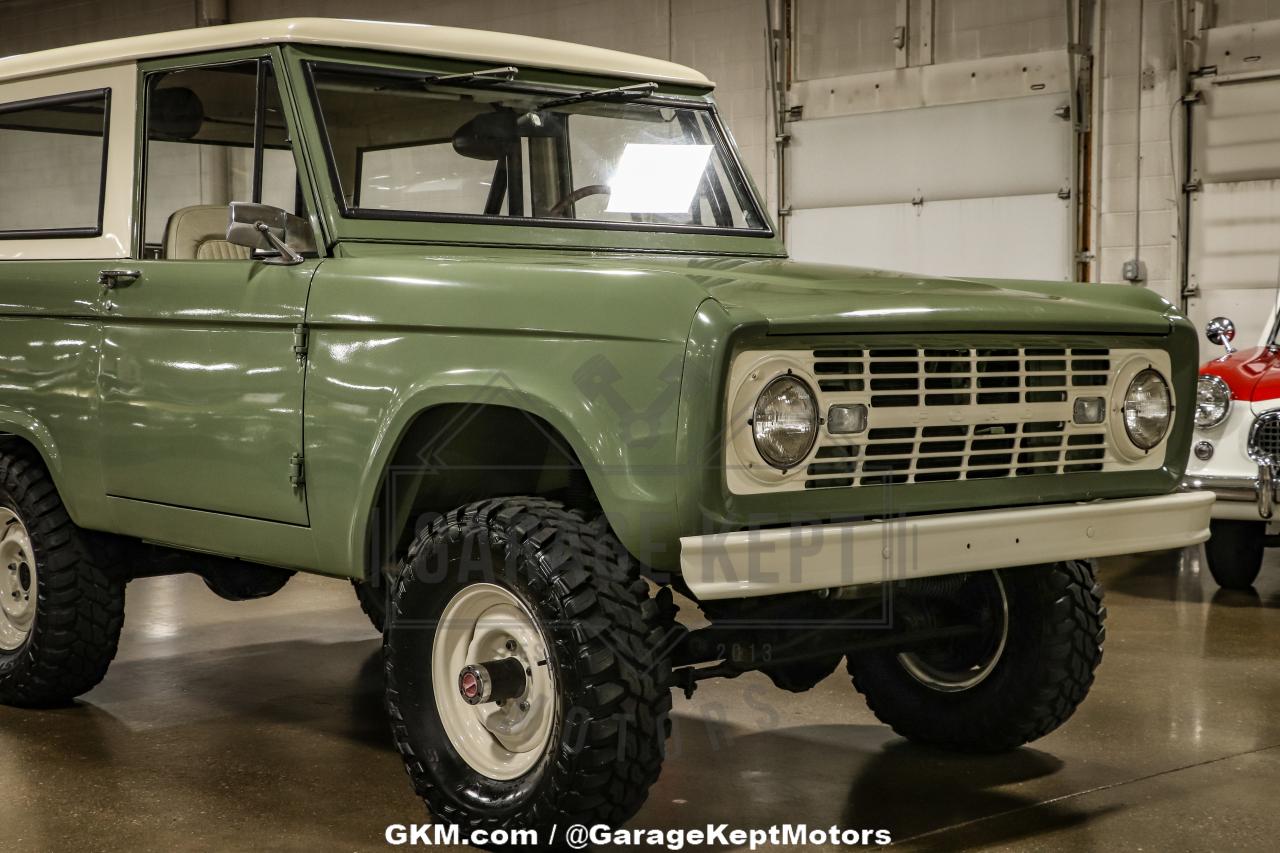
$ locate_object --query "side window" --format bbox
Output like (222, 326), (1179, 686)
(143, 60), (310, 259)
(0, 90), (109, 236)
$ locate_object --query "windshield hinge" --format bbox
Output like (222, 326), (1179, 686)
(292, 324), (309, 362)
(289, 453), (305, 488)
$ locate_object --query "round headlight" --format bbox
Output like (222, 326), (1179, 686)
(1194, 374), (1231, 429)
(752, 374), (818, 469)
(1123, 368), (1172, 450)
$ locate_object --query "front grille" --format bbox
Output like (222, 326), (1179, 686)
(1249, 411), (1280, 464)
(804, 346), (1113, 489)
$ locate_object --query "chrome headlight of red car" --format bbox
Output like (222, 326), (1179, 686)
(1194, 374), (1231, 429)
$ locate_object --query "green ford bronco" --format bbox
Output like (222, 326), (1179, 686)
(0, 18), (1213, 834)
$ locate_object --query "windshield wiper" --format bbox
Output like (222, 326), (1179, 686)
(537, 81), (658, 110)
(421, 66), (519, 87)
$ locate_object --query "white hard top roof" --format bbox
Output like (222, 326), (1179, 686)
(0, 17), (713, 88)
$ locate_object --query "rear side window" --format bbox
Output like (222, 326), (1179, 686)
(0, 89), (109, 237)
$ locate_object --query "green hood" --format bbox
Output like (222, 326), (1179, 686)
(329, 246), (1181, 340)
(641, 256), (1180, 336)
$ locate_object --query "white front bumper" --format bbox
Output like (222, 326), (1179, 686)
(679, 491), (1214, 600)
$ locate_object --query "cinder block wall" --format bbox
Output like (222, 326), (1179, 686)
(3, 0), (1277, 308)
(1095, 0), (1182, 302)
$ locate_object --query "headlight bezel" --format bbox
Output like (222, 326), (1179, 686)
(751, 373), (819, 469)
(1122, 368), (1173, 451)
(1106, 357), (1175, 460)
(726, 354), (826, 487)
(1194, 374), (1231, 429)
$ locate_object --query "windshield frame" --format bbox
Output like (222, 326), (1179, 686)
(302, 59), (774, 241)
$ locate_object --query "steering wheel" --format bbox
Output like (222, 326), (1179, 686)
(547, 184), (612, 217)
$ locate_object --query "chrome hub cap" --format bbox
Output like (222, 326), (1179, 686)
(897, 572), (1009, 693)
(432, 583), (556, 780)
(0, 508), (37, 652)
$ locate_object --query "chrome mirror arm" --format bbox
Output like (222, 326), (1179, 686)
(254, 221), (304, 266)
(1205, 316), (1237, 355)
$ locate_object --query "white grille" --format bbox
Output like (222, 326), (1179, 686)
(808, 346), (1109, 488)
(724, 345), (1172, 495)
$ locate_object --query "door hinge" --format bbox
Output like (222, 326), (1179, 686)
(289, 453), (305, 488)
(292, 324), (309, 362)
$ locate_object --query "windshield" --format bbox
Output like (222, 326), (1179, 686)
(307, 65), (768, 234)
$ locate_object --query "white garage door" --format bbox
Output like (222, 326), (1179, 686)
(1186, 75), (1280, 348)
(783, 0), (1075, 281)
(786, 93), (1074, 279)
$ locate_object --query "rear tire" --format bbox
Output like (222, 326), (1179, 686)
(384, 498), (672, 832)
(1204, 520), (1265, 590)
(0, 448), (125, 707)
(848, 561), (1104, 753)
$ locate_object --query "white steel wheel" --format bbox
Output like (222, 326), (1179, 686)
(897, 572), (1009, 693)
(431, 582), (557, 781)
(0, 508), (37, 652)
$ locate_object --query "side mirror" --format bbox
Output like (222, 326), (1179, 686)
(1205, 316), (1237, 355)
(226, 202), (309, 265)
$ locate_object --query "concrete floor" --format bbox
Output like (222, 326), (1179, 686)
(2, 548), (1278, 852)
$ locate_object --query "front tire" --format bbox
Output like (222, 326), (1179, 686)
(1204, 520), (1265, 590)
(384, 498), (672, 832)
(848, 561), (1105, 753)
(0, 448), (125, 707)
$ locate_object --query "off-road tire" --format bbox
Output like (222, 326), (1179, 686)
(352, 578), (387, 632)
(0, 448), (125, 707)
(1204, 520), (1265, 590)
(848, 561), (1104, 753)
(384, 497), (673, 832)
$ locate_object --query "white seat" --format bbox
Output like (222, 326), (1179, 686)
(162, 205), (250, 260)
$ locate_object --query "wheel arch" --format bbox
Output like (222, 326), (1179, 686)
(0, 410), (74, 511)
(350, 392), (635, 584)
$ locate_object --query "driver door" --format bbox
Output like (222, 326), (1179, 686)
(97, 55), (318, 525)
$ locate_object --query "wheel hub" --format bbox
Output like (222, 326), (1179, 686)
(458, 656), (529, 706)
(0, 508), (37, 652)
(432, 583), (556, 781)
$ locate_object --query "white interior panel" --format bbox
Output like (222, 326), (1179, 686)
(788, 193), (1071, 280)
(788, 93), (1071, 209)
(1192, 77), (1280, 184)
(1187, 71), (1280, 347)
(1187, 179), (1280, 346)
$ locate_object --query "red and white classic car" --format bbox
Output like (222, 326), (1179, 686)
(1185, 315), (1280, 588)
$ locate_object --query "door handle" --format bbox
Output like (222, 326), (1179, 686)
(98, 269), (141, 289)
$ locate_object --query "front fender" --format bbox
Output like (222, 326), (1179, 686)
(300, 253), (739, 576)
(303, 330), (692, 577)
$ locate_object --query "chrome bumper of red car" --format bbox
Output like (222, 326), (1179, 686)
(1182, 467), (1275, 520)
